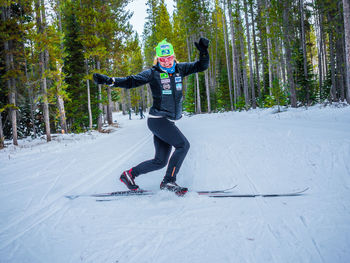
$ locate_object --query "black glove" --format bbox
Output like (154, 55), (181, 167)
(93, 73), (114, 86)
(194, 37), (209, 53)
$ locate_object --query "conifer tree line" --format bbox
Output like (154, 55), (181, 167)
(1, 0), (350, 148)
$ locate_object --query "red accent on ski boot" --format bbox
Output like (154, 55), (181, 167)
(120, 169), (139, 191)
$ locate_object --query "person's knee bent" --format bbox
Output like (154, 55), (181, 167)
(153, 158), (168, 169)
(184, 139), (190, 153)
(177, 138), (190, 153)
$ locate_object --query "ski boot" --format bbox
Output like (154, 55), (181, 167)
(160, 180), (188, 196)
(120, 169), (139, 191)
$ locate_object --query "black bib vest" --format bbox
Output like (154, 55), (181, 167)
(112, 52), (209, 120)
(149, 66), (184, 120)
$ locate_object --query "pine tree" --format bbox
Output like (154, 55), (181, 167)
(223, 0), (234, 110)
(122, 34), (145, 113)
(34, 0), (52, 141)
(244, 0), (257, 109)
(282, 0), (297, 107)
(1, 2), (20, 145)
(143, 0), (173, 67)
(62, 0), (87, 132)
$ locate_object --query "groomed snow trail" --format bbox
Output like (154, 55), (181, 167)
(1, 105), (349, 263)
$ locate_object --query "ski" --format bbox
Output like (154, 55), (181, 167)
(96, 187), (309, 202)
(65, 189), (153, 200)
(65, 185), (238, 200)
(66, 186), (308, 200)
(206, 187), (309, 198)
(94, 187), (309, 201)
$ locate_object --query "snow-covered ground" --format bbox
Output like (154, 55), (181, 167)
(1, 105), (350, 263)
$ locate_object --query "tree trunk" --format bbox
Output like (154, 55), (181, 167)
(300, 0), (309, 105)
(186, 34), (191, 62)
(257, 0), (268, 95)
(307, 29), (314, 77)
(336, 21), (345, 101)
(0, 112), (4, 149)
(282, 0), (297, 107)
(190, 34), (201, 114)
(183, 35), (190, 97)
(147, 85), (152, 110)
(2, 6), (18, 146)
(214, 10), (219, 95)
(35, 0), (51, 141)
(57, 95), (67, 133)
(318, 10), (328, 87)
(2, 7), (18, 145)
(55, 62), (67, 134)
(29, 87), (37, 138)
(26, 42), (37, 138)
(265, 0), (273, 93)
(103, 105), (107, 123)
(195, 73), (201, 114)
(209, 44), (215, 98)
(41, 0), (51, 140)
(277, 38), (286, 86)
(21, 10), (37, 139)
(121, 88), (127, 115)
(343, 0), (350, 103)
(127, 89), (132, 118)
(237, 2), (250, 109)
(107, 86), (113, 124)
(205, 70), (211, 112)
(114, 101), (119, 112)
(250, 0), (262, 100)
(211, 42), (217, 95)
(225, 0), (235, 110)
(56, 0), (67, 133)
(41, 60), (51, 141)
(199, 0), (210, 113)
(315, 5), (324, 100)
(328, 17), (337, 101)
(9, 89), (18, 146)
(245, 0), (256, 109)
(96, 60), (103, 131)
(139, 85), (145, 112)
(317, 42), (323, 101)
(85, 59), (93, 130)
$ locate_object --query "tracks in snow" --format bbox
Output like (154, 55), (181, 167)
(0, 134), (152, 251)
(228, 137), (325, 263)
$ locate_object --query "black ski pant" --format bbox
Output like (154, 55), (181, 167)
(132, 117), (190, 182)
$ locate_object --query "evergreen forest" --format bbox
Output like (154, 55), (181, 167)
(1, 0), (350, 147)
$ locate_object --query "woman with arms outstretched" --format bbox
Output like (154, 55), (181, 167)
(93, 37), (209, 196)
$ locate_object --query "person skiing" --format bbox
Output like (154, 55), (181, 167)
(128, 108), (132, 120)
(139, 106), (144, 119)
(93, 37), (209, 195)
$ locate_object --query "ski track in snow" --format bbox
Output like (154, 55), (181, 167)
(232, 131), (327, 263)
(0, 130), (152, 252)
(1, 106), (350, 263)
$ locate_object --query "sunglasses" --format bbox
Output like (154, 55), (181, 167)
(158, 55), (174, 63)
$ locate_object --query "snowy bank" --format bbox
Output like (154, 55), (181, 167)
(0, 105), (350, 263)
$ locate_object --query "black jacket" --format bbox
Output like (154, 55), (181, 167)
(112, 52), (209, 120)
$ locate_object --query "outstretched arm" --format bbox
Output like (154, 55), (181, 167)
(93, 69), (153, 89)
(179, 37), (210, 77)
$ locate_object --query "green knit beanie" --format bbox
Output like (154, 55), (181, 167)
(155, 39), (174, 57)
